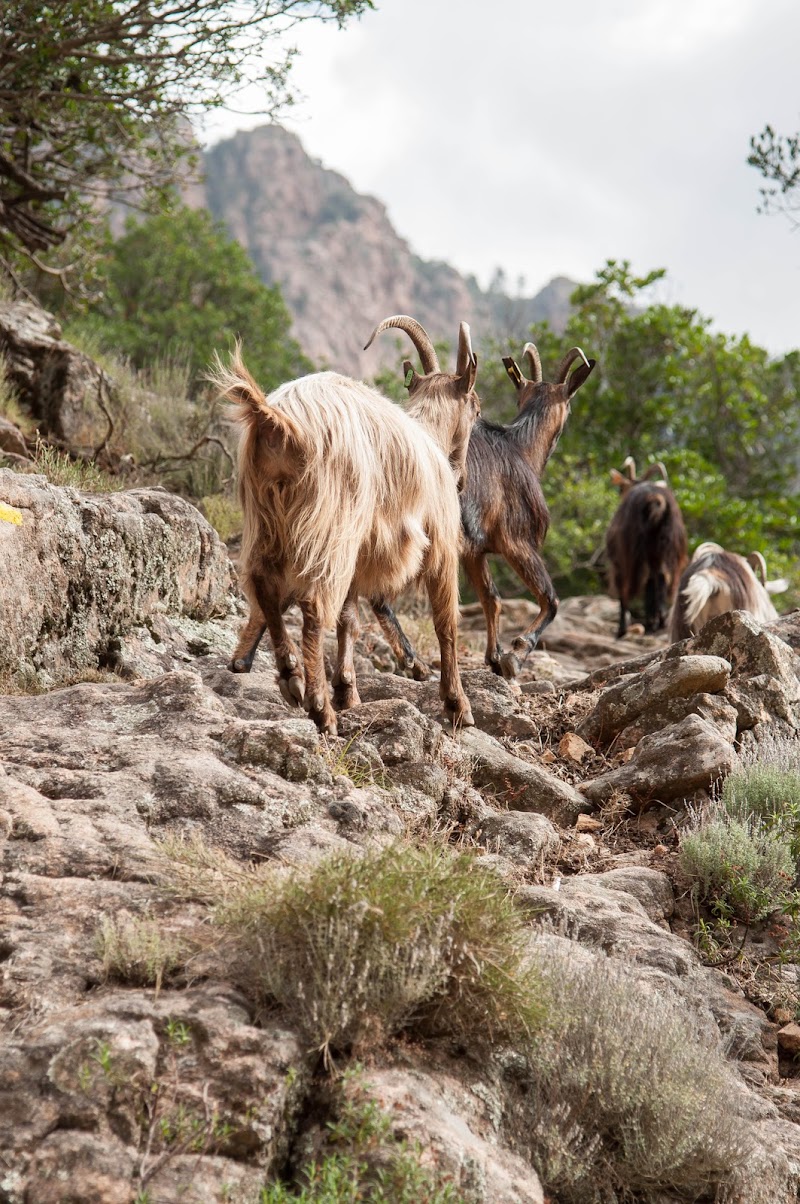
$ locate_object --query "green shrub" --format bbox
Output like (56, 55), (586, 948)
(679, 813), (795, 922)
(164, 838), (542, 1060)
(200, 492), (243, 543)
(525, 937), (756, 1203)
(723, 736), (800, 860)
(31, 439), (123, 492)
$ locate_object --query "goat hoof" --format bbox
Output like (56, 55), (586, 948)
(499, 652), (521, 680)
(279, 673), (305, 706)
(411, 660), (432, 682)
(229, 657), (252, 674)
(444, 698), (475, 730)
(333, 682), (361, 710)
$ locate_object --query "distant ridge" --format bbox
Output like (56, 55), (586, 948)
(197, 125), (577, 376)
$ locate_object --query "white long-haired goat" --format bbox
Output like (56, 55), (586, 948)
(670, 541), (788, 641)
(210, 338), (478, 735)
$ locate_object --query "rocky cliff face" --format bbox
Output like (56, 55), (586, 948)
(198, 125), (575, 375)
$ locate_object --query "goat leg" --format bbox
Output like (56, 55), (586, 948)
(424, 553), (474, 730)
(501, 547), (559, 662)
(229, 612), (266, 673)
(370, 599), (432, 681)
(299, 598), (337, 736)
(461, 551), (521, 679)
(249, 573), (305, 705)
(332, 585), (362, 710)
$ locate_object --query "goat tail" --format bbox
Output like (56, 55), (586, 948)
(207, 344), (269, 427)
(643, 491), (668, 524)
(681, 569), (724, 632)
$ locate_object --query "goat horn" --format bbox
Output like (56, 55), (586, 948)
(519, 342), (542, 383)
(456, 322), (476, 376)
(642, 461), (670, 485)
(746, 551), (768, 585)
(555, 346), (590, 384)
(363, 315), (440, 374)
(623, 455), (636, 481)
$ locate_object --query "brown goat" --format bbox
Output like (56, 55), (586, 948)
(374, 341), (595, 678)
(605, 457), (688, 638)
(670, 542), (788, 640)
(214, 328), (479, 734)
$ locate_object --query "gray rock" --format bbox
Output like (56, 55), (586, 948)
(0, 414), (28, 458)
(460, 727), (588, 825)
(616, 690), (739, 748)
(578, 654), (731, 746)
(0, 299), (112, 447)
(0, 470), (233, 677)
(580, 714), (738, 808)
(477, 810), (560, 870)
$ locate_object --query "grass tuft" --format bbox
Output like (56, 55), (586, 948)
(679, 812), (795, 922)
(96, 913), (188, 993)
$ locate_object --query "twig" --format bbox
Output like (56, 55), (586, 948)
(93, 373), (115, 458)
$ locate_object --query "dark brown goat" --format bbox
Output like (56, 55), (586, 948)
(375, 341), (595, 677)
(605, 457), (688, 638)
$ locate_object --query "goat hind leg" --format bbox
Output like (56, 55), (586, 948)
(370, 598), (432, 681)
(332, 585), (362, 710)
(463, 552), (519, 679)
(300, 598), (337, 735)
(501, 547), (559, 658)
(423, 552), (474, 729)
(229, 607), (267, 673)
(250, 574), (305, 705)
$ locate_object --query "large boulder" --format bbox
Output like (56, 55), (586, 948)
(0, 300), (111, 448)
(0, 470), (233, 677)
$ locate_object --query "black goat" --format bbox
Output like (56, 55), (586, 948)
(605, 457), (688, 638)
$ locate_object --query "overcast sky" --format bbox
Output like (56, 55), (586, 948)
(200, 0), (800, 355)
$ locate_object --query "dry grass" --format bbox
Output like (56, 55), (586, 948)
(96, 912), (189, 993)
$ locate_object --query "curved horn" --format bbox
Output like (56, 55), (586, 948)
(623, 455), (637, 481)
(364, 315), (440, 374)
(643, 461), (670, 485)
(746, 551), (768, 585)
(456, 321), (476, 376)
(522, 342), (543, 383)
(555, 346), (590, 384)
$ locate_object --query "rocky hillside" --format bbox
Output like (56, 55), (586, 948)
(196, 125), (575, 375)
(3, 315), (800, 1201)
(3, 448), (800, 1199)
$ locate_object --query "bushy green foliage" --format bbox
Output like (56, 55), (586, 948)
(679, 812), (795, 922)
(464, 261), (800, 599)
(66, 207), (310, 392)
(0, 0), (372, 283)
(200, 492), (243, 543)
(525, 938), (756, 1203)
(165, 838), (542, 1060)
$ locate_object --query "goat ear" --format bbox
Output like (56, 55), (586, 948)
(610, 469), (627, 489)
(502, 357), (524, 391)
(458, 352), (478, 394)
(258, 406), (303, 454)
(566, 357), (596, 398)
(402, 359), (422, 391)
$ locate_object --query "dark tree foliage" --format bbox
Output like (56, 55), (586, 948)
(749, 124), (800, 221)
(459, 262), (800, 599)
(0, 0), (373, 286)
(72, 205), (310, 390)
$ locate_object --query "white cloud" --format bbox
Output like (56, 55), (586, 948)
(202, 0), (800, 353)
